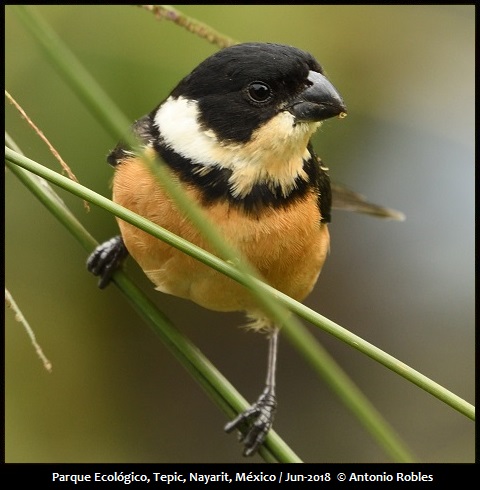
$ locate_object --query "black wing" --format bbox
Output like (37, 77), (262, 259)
(107, 115), (153, 167)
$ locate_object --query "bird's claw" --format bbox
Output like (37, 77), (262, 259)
(225, 389), (277, 457)
(87, 235), (128, 289)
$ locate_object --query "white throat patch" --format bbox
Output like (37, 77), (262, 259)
(154, 96), (321, 198)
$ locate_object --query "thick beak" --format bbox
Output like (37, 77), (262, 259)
(288, 71), (347, 122)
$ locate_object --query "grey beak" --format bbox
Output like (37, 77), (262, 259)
(288, 71), (347, 122)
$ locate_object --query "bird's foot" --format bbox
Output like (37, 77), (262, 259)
(87, 236), (128, 288)
(225, 388), (277, 457)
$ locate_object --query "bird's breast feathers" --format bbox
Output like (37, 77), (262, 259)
(112, 152), (329, 314)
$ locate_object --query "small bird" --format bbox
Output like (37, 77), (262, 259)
(87, 42), (403, 457)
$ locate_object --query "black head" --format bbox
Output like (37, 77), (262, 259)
(169, 42), (344, 143)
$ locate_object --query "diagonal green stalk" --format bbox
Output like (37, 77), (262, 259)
(8, 6), (130, 140)
(7, 145), (474, 427)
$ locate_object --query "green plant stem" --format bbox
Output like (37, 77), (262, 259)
(5, 146), (474, 426)
(10, 6), (130, 141)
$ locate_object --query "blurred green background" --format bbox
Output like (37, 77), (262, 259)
(5, 5), (474, 463)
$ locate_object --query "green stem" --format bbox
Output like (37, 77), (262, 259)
(5, 146), (474, 426)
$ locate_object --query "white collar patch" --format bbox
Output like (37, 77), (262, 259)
(154, 96), (320, 197)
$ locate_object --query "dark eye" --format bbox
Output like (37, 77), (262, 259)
(247, 81), (272, 103)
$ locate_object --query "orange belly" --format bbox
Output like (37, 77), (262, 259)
(112, 157), (330, 317)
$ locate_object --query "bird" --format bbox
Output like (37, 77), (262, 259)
(87, 42), (403, 457)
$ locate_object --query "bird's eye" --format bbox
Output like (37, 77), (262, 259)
(247, 82), (272, 103)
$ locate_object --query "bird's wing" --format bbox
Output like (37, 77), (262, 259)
(331, 183), (405, 221)
(107, 115), (153, 166)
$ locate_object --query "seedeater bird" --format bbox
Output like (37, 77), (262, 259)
(87, 42), (403, 457)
